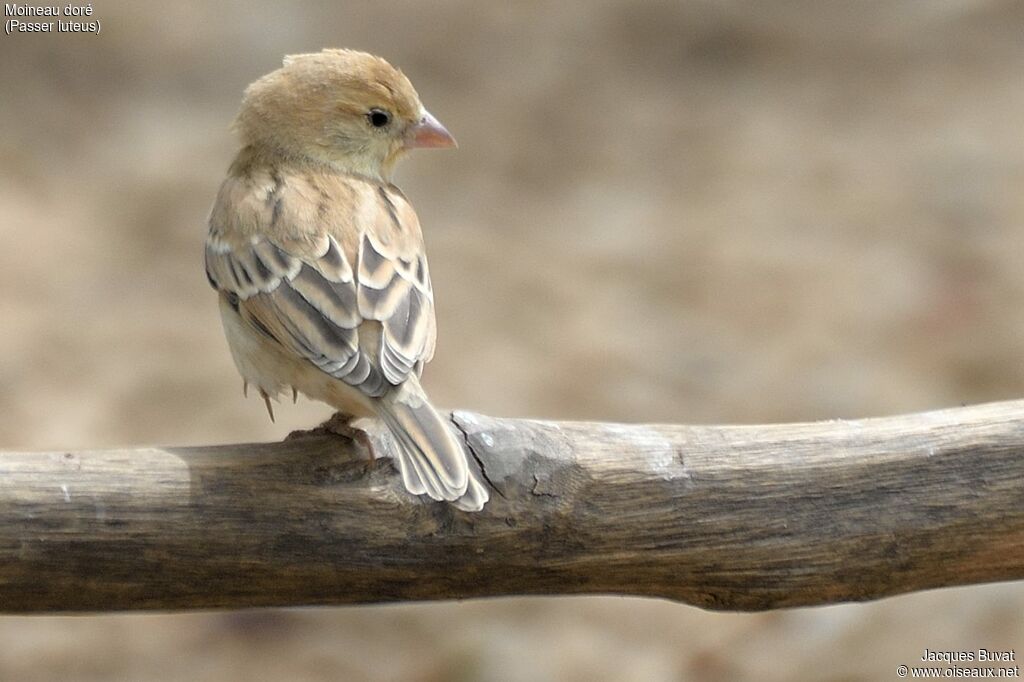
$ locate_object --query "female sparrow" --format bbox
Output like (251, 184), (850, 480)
(204, 49), (488, 511)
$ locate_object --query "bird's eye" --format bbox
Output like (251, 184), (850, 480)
(367, 108), (392, 128)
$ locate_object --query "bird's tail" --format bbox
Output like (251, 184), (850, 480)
(375, 377), (489, 511)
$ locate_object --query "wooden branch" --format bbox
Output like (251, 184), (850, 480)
(1, 401), (1023, 613)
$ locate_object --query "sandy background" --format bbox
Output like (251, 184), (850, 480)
(1, 1), (1023, 680)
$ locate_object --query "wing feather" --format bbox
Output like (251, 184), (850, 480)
(357, 231), (434, 385)
(205, 169), (437, 397)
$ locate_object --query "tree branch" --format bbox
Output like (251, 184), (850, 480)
(1, 401), (1023, 613)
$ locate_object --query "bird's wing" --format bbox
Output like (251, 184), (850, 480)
(356, 184), (437, 381)
(204, 167), (436, 397)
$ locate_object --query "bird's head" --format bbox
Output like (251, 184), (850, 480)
(234, 49), (456, 179)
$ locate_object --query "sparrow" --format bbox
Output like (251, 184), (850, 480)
(204, 49), (488, 511)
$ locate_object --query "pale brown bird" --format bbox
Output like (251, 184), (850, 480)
(204, 49), (488, 511)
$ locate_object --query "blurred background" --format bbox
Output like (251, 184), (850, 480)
(1, 0), (1022, 680)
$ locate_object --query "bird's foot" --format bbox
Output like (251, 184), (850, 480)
(325, 414), (377, 460)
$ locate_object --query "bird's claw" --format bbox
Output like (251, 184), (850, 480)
(327, 416), (376, 459)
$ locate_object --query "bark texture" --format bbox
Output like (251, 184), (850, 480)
(1, 401), (1022, 613)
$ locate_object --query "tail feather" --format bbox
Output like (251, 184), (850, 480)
(376, 381), (489, 511)
(453, 472), (490, 513)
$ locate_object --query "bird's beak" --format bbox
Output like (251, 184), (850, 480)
(405, 110), (457, 150)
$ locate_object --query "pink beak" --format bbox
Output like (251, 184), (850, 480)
(405, 109), (457, 149)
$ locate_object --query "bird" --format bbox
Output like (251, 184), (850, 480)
(204, 49), (489, 511)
